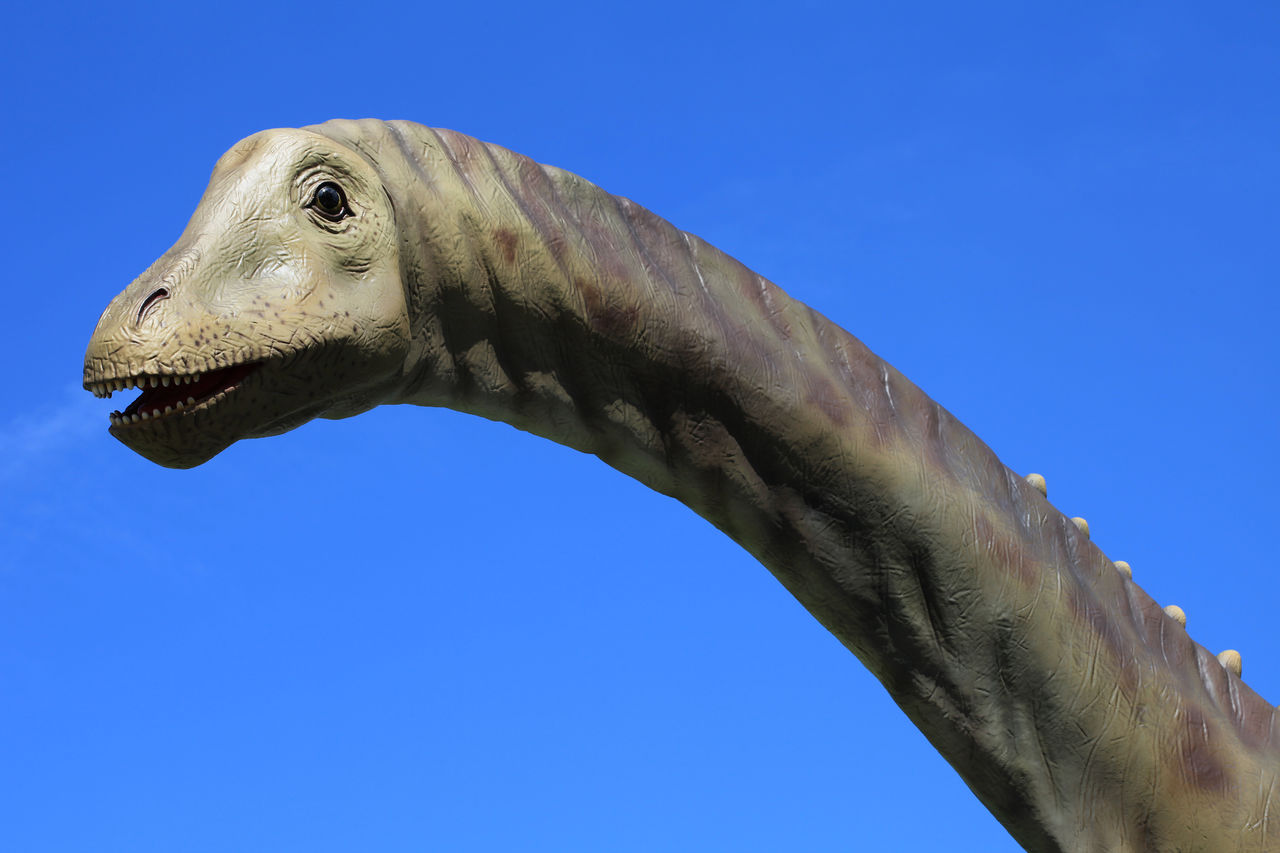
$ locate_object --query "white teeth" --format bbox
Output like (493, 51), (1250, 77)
(95, 366), (240, 422)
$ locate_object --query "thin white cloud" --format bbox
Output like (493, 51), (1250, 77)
(0, 388), (102, 480)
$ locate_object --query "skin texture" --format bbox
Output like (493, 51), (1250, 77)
(84, 120), (1279, 852)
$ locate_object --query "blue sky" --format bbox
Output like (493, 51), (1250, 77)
(2, 2), (1277, 850)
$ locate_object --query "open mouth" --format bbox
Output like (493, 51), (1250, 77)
(85, 361), (263, 426)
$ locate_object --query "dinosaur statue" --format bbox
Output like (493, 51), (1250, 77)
(82, 119), (1278, 852)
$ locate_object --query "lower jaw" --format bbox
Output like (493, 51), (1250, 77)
(109, 416), (238, 469)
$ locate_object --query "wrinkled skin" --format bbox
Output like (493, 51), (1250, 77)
(85, 121), (1280, 852)
(84, 130), (410, 467)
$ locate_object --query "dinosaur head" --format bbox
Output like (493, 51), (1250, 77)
(83, 128), (411, 468)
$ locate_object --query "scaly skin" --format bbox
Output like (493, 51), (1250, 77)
(83, 120), (1279, 852)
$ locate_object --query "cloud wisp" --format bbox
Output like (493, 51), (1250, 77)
(0, 389), (103, 481)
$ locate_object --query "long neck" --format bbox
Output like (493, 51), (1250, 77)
(365, 122), (1278, 852)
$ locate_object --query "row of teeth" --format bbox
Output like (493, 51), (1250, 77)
(88, 373), (205, 399)
(109, 396), (200, 425)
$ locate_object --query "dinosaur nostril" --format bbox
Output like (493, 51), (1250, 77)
(136, 287), (170, 325)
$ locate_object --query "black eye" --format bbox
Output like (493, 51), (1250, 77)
(310, 181), (350, 221)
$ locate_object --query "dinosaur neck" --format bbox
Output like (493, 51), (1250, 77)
(361, 123), (1277, 851)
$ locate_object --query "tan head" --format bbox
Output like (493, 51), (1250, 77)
(82, 128), (411, 468)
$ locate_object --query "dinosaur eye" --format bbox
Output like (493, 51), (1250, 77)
(309, 181), (350, 221)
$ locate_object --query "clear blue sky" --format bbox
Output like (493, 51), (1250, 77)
(2, 2), (1277, 850)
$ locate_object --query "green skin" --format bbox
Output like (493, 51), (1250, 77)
(84, 120), (1278, 852)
